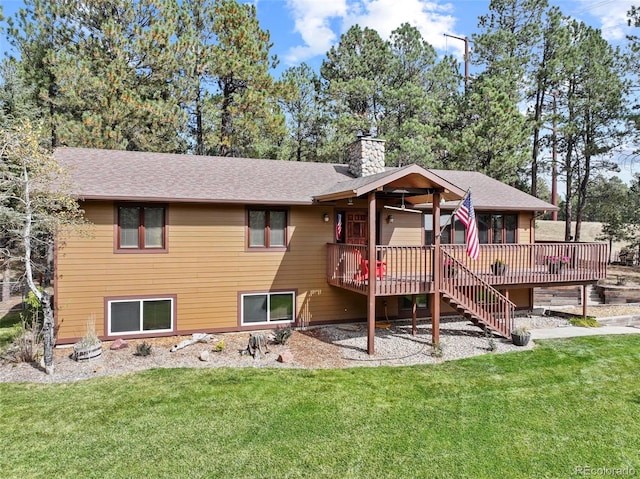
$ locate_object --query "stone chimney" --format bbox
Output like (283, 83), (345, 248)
(348, 135), (386, 177)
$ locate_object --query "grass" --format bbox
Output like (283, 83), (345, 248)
(1, 336), (640, 478)
(0, 311), (22, 351)
(569, 316), (601, 328)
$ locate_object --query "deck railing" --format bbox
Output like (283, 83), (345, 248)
(326, 242), (607, 296)
(442, 242), (608, 285)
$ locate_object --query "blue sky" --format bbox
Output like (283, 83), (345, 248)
(1, 0), (636, 75)
(256, 0), (635, 74)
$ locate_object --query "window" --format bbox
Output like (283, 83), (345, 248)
(108, 297), (174, 335)
(241, 292), (295, 325)
(118, 205), (166, 250)
(248, 209), (287, 248)
(478, 214), (518, 244)
(425, 212), (517, 244)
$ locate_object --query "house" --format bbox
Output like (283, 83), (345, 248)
(53, 137), (607, 353)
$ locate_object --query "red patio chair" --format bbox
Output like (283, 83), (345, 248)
(352, 249), (386, 281)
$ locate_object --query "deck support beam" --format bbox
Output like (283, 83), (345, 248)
(367, 191), (377, 355)
(582, 284), (587, 318)
(431, 191), (441, 345)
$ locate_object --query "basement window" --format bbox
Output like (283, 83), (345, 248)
(241, 292), (295, 325)
(108, 297), (174, 335)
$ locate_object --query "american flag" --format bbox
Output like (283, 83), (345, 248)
(336, 213), (342, 241)
(455, 192), (479, 260)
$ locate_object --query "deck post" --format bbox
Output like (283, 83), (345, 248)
(367, 191), (377, 355)
(582, 284), (587, 318)
(432, 191), (441, 345)
(412, 294), (417, 336)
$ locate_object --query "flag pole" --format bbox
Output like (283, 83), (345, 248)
(437, 189), (470, 238)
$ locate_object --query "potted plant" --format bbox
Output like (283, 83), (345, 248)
(511, 326), (531, 346)
(71, 316), (102, 361)
(546, 255), (570, 273)
(491, 259), (508, 275)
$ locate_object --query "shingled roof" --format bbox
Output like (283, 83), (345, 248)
(55, 147), (556, 212)
(431, 170), (557, 212)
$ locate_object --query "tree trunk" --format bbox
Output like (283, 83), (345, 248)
(41, 291), (55, 375)
(219, 79), (234, 157)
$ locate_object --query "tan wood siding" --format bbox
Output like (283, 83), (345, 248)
(518, 212), (532, 244)
(381, 211), (423, 246)
(56, 202), (367, 342)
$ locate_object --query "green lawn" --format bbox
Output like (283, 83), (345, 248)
(0, 311), (22, 350)
(1, 336), (639, 479)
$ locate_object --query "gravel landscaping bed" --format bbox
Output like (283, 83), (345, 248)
(3, 301), (640, 384)
(0, 314), (573, 384)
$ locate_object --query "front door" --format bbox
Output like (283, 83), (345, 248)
(346, 211), (368, 245)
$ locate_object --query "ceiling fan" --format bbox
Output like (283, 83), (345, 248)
(383, 193), (422, 213)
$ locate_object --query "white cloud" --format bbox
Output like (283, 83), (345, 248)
(284, 0), (348, 64)
(575, 0), (633, 42)
(284, 0), (465, 64)
(345, 0), (462, 53)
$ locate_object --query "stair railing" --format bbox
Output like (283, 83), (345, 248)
(441, 250), (515, 337)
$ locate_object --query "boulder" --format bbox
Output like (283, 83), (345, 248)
(277, 350), (294, 363)
(110, 338), (129, 350)
(199, 350), (211, 362)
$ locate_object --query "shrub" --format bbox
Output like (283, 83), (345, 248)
(213, 340), (225, 352)
(272, 326), (293, 345)
(485, 329), (497, 352)
(1, 315), (42, 363)
(1, 292), (44, 363)
(135, 342), (152, 356)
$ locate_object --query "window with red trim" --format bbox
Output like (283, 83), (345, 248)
(424, 212), (517, 244)
(117, 205), (166, 250)
(248, 209), (287, 248)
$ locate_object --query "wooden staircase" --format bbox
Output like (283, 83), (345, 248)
(440, 251), (515, 337)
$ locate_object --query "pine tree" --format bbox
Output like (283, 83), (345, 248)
(8, 0), (187, 152)
(320, 25), (391, 158)
(210, 0), (283, 158)
(381, 24), (458, 168)
(557, 21), (628, 241)
(174, 0), (218, 155)
(278, 63), (327, 162)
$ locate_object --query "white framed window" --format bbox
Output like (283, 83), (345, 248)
(108, 297), (174, 335)
(241, 292), (295, 325)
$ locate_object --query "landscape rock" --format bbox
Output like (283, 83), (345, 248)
(110, 338), (129, 350)
(199, 350), (210, 362)
(277, 350), (294, 363)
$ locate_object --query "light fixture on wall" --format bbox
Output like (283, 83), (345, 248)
(387, 214), (394, 224)
(323, 213), (330, 222)
(347, 197), (354, 206)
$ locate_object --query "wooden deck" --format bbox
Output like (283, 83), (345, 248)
(327, 242), (608, 296)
